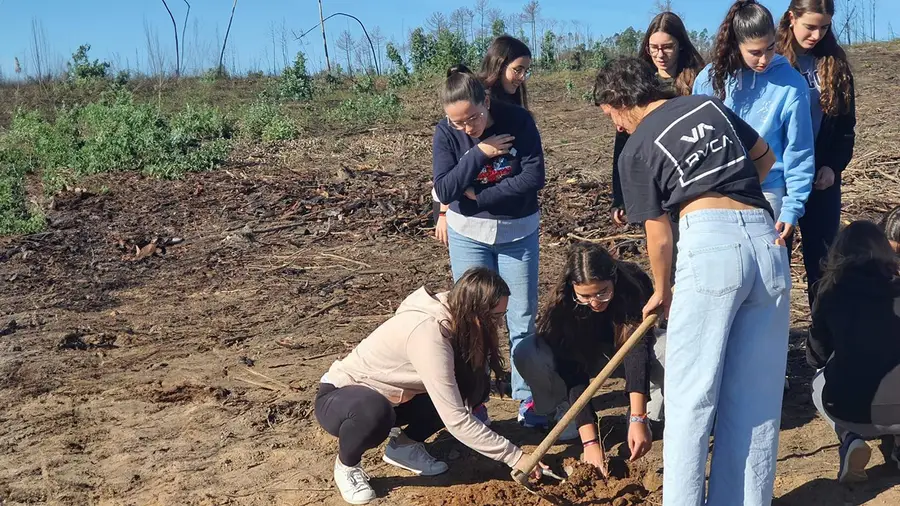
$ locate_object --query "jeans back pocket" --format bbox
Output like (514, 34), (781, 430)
(763, 242), (790, 296)
(687, 243), (743, 297)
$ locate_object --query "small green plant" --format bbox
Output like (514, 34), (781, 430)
(328, 92), (402, 126)
(352, 74), (376, 94)
(279, 52), (313, 101)
(0, 163), (45, 235)
(67, 44), (110, 83)
(239, 100), (298, 142)
(565, 79), (575, 97)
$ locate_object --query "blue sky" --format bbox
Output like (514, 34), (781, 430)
(0, 0), (896, 77)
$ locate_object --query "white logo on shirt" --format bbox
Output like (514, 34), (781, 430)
(680, 123), (715, 143)
(654, 101), (747, 188)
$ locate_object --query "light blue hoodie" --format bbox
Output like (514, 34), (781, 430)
(693, 54), (815, 226)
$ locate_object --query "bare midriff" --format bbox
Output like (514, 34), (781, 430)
(679, 192), (757, 219)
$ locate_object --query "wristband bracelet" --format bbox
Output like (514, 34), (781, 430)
(582, 438), (600, 448)
(438, 211), (446, 216)
(629, 413), (649, 424)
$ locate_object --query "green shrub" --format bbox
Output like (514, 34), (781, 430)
(67, 44), (110, 83)
(0, 164), (45, 236)
(328, 92), (402, 126)
(239, 100), (298, 142)
(279, 52), (313, 101)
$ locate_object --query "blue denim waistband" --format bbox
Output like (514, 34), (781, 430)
(680, 208), (771, 228)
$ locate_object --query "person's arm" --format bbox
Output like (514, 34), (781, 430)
(778, 90), (817, 227)
(806, 295), (834, 369)
(432, 125), (490, 205)
(611, 131), (629, 208)
(827, 74), (857, 175)
(472, 115), (545, 207)
(406, 321), (523, 468)
(642, 215), (675, 319)
(749, 138), (776, 183)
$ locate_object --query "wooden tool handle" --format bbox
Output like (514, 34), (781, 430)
(511, 314), (658, 484)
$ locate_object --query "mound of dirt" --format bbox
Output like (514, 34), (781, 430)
(429, 458), (663, 506)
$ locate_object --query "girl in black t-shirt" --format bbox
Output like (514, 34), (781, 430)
(610, 11), (705, 225)
(513, 243), (663, 477)
(593, 57), (789, 506)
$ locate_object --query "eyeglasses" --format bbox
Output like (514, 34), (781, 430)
(447, 111), (485, 130)
(508, 66), (532, 80)
(573, 290), (614, 305)
(648, 44), (677, 55)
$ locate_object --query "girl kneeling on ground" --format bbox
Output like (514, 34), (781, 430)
(315, 267), (544, 505)
(806, 220), (900, 483)
(514, 242), (664, 477)
(594, 56), (788, 506)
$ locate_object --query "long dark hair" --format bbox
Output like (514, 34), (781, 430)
(593, 57), (679, 109)
(444, 267), (510, 407)
(880, 206), (900, 245)
(441, 64), (487, 106)
(479, 35), (532, 109)
(536, 243), (646, 358)
(710, 0), (776, 99)
(640, 11), (706, 96)
(817, 221), (900, 296)
(776, 0), (854, 115)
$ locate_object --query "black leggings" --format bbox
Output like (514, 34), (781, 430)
(314, 383), (445, 466)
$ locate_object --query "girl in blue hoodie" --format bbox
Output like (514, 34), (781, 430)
(694, 0), (816, 244)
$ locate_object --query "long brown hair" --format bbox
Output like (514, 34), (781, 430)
(444, 267), (510, 407)
(817, 221), (899, 296)
(479, 35), (532, 109)
(640, 12), (706, 96)
(710, 0), (776, 99)
(776, 0), (854, 116)
(536, 243), (646, 359)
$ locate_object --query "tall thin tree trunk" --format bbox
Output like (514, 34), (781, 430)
(181, 1), (191, 73)
(161, 0), (180, 77)
(218, 0), (238, 76)
(318, 0), (331, 73)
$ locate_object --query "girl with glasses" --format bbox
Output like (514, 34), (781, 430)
(881, 206), (900, 255)
(432, 64), (547, 429)
(513, 242), (664, 477)
(610, 11), (706, 226)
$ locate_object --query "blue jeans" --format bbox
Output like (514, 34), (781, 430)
(663, 209), (791, 506)
(447, 227), (539, 402)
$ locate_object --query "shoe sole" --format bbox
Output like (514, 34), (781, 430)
(338, 493), (375, 505)
(838, 439), (872, 483)
(382, 455), (448, 477)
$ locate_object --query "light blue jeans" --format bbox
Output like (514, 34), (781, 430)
(663, 209), (791, 506)
(447, 226), (539, 402)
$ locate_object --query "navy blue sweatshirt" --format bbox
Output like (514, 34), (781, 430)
(432, 99), (545, 220)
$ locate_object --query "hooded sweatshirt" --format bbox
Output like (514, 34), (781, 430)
(693, 54), (816, 226)
(324, 287), (523, 468)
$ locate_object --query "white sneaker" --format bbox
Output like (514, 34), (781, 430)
(382, 435), (449, 476)
(333, 457), (376, 505)
(554, 401), (581, 441)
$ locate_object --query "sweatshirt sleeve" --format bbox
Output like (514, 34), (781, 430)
(806, 294), (834, 369)
(406, 322), (523, 468)
(778, 89), (816, 226)
(827, 75), (857, 174)
(692, 65), (714, 96)
(432, 124), (491, 205)
(474, 114), (546, 208)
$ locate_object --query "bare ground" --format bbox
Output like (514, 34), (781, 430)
(2, 43), (900, 506)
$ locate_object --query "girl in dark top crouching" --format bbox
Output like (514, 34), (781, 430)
(432, 64), (547, 428)
(514, 242), (663, 478)
(807, 220), (900, 483)
(594, 57), (787, 506)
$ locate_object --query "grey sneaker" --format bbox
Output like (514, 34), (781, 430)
(382, 435), (449, 476)
(333, 457), (376, 505)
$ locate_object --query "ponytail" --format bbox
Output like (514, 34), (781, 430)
(441, 64), (488, 106)
(710, 0), (776, 99)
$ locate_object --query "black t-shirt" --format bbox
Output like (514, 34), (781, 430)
(618, 95), (772, 224)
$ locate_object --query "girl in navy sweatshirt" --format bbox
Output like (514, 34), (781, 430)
(432, 64), (547, 428)
(776, 0), (857, 309)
